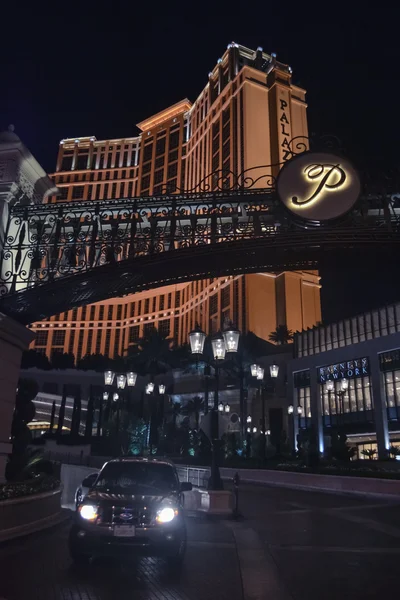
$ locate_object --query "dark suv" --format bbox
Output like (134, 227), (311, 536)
(69, 457), (192, 566)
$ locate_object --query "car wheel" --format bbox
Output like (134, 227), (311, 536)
(166, 539), (186, 571)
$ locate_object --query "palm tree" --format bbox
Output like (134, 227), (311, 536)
(130, 327), (174, 377)
(361, 448), (377, 460)
(268, 324), (294, 345)
(186, 396), (204, 430)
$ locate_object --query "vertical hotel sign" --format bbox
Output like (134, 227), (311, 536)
(278, 89), (292, 162)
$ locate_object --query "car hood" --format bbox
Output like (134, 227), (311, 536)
(85, 490), (177, 507)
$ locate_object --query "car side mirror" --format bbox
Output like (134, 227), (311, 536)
(180, 481), (193, 492)
(82, 473), (97, 487)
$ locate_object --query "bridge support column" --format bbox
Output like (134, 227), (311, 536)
(0, 313), (34, 481)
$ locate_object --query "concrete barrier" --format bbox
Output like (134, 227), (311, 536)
(0, 487), (63, 542)
(220, 467), (400, 497)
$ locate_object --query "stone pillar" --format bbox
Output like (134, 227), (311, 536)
(287, 369), (298, 451)
(310, 367), (324, 455)
(369, 353), (390, 459)
(0, 312), (34, 481)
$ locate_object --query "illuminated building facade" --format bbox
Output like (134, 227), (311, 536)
(30, 43), (321, 360)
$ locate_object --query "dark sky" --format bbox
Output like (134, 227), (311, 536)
(2, 2), (400, 323)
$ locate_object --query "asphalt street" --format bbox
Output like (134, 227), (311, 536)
(1, 484), (399, 599)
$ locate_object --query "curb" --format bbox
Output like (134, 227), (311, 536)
(0, 510), (70, 544)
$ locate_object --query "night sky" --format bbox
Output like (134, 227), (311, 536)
(2, 2), (400, 323)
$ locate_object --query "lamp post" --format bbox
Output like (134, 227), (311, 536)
(103, 369), (137, 442)
(189, 324), (240, 490)
(250, 363), (279, 461)
(325, 379), (347, 428)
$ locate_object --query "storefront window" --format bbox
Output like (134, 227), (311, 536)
(320, 375), (373, 427)
(384, 369), (400, 420)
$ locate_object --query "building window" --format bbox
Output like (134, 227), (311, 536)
(35, 331), (49, 346)
(384, 370), (400, 421)
(68, 331), (75, 355)
(76, 154), (88, 170)
(158, 319), (170, 337)
(77, 330), (85, 361)
(72, 186), (85, 200)
(159, 295), (165, 310)
(175, 291), (181, 308)
(144, 299), (150, 313)
(155, 156), (164, 169)
(209, 293), (218, 316)
(90, 306), (96, 320)
(129, 326), (140, 343)
(87, 329), (93, 353)
(143, 144), (153, 162)
(114, 329), (121, 356)
(59, 188), (68, 200)
(105, 329), (111, 354)
(117, 305), (122, 320)
(169, 131), (179, 150)
(156, 137), (166, 155)
(221, 286), (230, 309)
(52, 330), (66, 346)
(95, 331), (102, 354)
(320, 375), (373, 427)
(99, 306), (104, 321)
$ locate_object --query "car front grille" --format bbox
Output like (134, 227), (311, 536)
(101, 505), (153, 527)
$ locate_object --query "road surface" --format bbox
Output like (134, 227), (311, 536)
(1, 484), (399, 599)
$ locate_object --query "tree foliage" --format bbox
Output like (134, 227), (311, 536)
(268, 325), (294, 345)
(7, 379), (39, 480)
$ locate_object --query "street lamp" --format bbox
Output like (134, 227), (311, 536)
(288, 405), (294, 414)
(189, 324), (206, 355)
(103, 391), (109, 402)
(252, 426), (258, 433)
(224, 403), (230, 413)
(127, 372), (137, 387)
(250, 364), (258, 378)
(211, 332), (226, 361)
(104, 371), (115, 386)
(188, 325), (239, 490)
(252, 364), (267, 461)
(158, 383), (166, 395)
(146, 381), (155, 395)
(246, 415), (252, 424)
(297, 406), (303, 416)
(222, 326), (240, 353)
(270, 364), (279, 379)
(117, 374), (127, 390)
(113, 392), (119, 402)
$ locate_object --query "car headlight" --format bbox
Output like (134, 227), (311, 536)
(156, 507), (177, 523)
(79, 504), (98, 521)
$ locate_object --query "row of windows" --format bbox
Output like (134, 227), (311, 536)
(58, 169), (137, 183)
(60, 181), (137, 201)
(61, 149), (140, 172)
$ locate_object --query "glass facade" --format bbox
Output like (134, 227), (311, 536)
(321, 376), (373, 428)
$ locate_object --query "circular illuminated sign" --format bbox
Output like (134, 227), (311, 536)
(276, 151), (361, 222)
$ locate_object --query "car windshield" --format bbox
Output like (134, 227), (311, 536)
(94, 462), (179, 493)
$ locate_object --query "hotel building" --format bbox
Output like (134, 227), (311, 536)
(30, 43), (321, 360)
